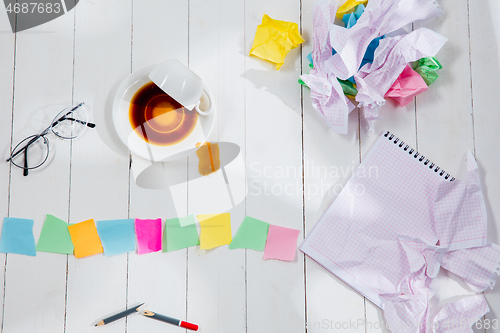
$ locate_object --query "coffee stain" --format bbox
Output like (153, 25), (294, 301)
(196, 142), (220, 176)
(129, 81), (198, 146)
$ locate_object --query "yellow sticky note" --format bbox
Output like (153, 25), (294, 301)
(197, 213), (232, 250)
(249, 14), (304, 70)
(336, 0), (368, 19)
(68, 219), (103, 258)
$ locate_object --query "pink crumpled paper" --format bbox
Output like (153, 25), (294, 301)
(384, 64), (428, 106)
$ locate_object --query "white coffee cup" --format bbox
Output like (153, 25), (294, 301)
(148, 59), (213, 116)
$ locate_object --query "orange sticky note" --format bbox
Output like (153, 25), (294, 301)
(197, 213), (232, 250)
(68, 219), (103, 258)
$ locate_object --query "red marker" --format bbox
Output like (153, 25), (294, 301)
(142, 310), (198, 331)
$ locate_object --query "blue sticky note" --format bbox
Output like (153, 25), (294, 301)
(364, 36), (384, 62)
(354, 4), (365, 19)
(95, 219), (136, 256)
(307, 52), (313, 67)
(342, 13), (357, 29)
(0, 217), (36, 256)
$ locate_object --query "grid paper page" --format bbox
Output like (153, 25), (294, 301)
(300, 1), (350, 134)
(300, 131), (491, 308)
(441, 243), (500, 293)
(433, 151), (488, 250)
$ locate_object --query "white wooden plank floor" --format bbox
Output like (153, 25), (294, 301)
(0, 1), (499, 332)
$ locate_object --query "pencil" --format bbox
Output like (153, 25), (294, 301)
(142, 310), (198, 331)
(95, 303), (144, 326)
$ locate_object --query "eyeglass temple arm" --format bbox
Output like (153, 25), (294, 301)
(23, 147), (29, 176)
(63, 117), (96, 128)
(52, 103), (96, 128)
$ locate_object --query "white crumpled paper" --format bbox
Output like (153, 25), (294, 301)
(302, 0), (445, 133)
(325, 0), (442, 80)
(300, 1), (354, 134)
(354, 28), (447, 123)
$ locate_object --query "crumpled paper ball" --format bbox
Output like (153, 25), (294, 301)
(249, 14), (304, 70)
(385, 65), (428, 107)
(413, 56), (442, 85)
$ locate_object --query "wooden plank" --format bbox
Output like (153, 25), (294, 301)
(415, 3), (477, 330)
(468, 0), (500, 331)
(301, 0), (368, 332)
(2, 10), (75, 333)
(361, 28), (419, 333)
(414, 1), (474, 175)
(0, 6), (15, 330)
(126, 1), (189, 332)
(244, 1), (305, 332)
(186, 0), (246, 332)
(64, 1), (132, 332)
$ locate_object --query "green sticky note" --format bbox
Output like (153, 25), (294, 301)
(229, 216), (270, 251)
(178, 215), (197, 227)
(36, 215), (74, 254)
(338, 78), (358, 97)
(163, 216), (200, 252)
(298, 78), (309, 87)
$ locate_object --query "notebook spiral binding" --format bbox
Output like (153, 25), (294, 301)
(384, 131), (455, 181)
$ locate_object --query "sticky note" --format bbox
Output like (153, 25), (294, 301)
(135, 218), (162, 254)
(68, 219), (103, 258)
(36, 215), (74, 254)
(229, 216), (270, 251)
(413, 56), (442, 85)
(179, 215), (197, 227)
(163, 216), (200, 252)
(336, 0), (368, 19)
(249, 14), (304, 70)
(0, 217), (36, 256)
(197, 213), (232, 250)
(263, 225), (300, 261)
(385, 65), (428, 107)
(96, 219), (136, 256)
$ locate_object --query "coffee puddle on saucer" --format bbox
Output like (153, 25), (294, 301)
(129, 81), (198, 146)
(196, 142), (220, 176)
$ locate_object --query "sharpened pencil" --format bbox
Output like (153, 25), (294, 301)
(141, 310), (198, 331)
(95, 303), (144, 326)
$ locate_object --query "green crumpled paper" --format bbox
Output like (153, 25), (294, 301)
(412, 57), (442, 86)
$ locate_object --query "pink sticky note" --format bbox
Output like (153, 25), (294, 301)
(135, 218), (162, 254)
(263, 225), (300, 261)
(385, 65), (428, 107)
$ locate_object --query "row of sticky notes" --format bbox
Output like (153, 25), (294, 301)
(0, 215), (300, 261)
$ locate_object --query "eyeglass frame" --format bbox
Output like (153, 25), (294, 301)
(6, 102), (96, 176)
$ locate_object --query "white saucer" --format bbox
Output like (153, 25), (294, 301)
(112, 64), (216, 162)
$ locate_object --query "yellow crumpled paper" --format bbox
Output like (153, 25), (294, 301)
(336, 0), (368, 19)
(249, 14), (304, 70)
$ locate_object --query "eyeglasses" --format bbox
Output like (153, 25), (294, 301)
(6, 102), (95, 176)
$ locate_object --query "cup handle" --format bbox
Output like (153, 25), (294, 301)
(195, 89), (213, 116)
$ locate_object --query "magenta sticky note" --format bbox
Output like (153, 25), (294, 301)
(385, 65), (428, 107)
(135, 218), (162, 254)
(263, 225), (300, 261)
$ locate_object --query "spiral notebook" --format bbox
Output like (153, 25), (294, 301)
(300, 131), (488, 308)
